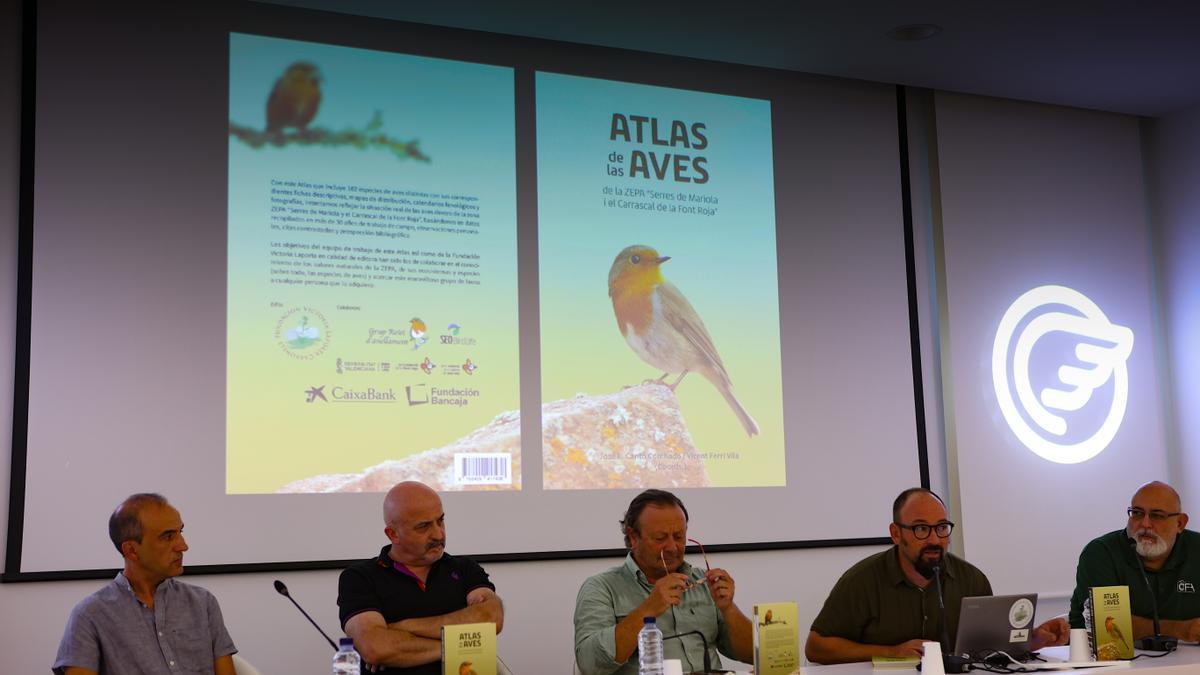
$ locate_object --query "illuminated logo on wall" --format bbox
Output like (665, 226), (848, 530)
(992, 285), (1134, 464)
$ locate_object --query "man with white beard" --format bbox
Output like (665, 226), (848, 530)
(1069, 481), (1200, 641)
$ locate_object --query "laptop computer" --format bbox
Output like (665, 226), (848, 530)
(953, 593), (1039, 659)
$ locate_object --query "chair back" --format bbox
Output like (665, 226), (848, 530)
(232, 652), (264, 675)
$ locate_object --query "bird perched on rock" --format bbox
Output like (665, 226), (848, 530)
(608, 244), (759, 436)
(266, 62), (322, 136)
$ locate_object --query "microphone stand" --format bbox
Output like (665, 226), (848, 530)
(1127, 539), (1179, 652)
(663, 630), (714, 674)
(931, 565), (970, 673)
(274, 579), (339, 651)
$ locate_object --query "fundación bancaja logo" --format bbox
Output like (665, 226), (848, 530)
(991, 285), (1134, 464)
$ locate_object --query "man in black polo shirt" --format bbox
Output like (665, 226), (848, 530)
(805, 488), (1068, 664)
(1069, 481), (1200, 641)
(338, 481), (504, 674)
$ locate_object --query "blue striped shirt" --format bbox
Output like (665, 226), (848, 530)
(54, 573), (236, 675)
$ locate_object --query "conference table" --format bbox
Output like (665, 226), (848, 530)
(794, 645), (1200, 675)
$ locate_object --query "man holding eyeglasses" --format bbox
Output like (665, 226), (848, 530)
(805, 488), (1068, 664)
(1068, 481), (1200, 641)
(573, 489), (754, 675)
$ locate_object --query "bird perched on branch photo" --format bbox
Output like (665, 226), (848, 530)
(266, 62), (322, 138)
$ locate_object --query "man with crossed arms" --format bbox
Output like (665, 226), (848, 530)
(338, 481), (504, 674)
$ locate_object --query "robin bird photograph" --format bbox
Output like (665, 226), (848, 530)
(1104, 615), (1129, 652)
(266, 62), (322, 137)
(608, 244), (759, 437)
(409, 317), (427, 349)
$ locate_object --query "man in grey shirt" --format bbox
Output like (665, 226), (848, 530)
(53, 493), (238, 675)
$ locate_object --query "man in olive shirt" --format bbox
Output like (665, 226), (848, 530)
(574, 489), (754, 675)
(1069, 481), (1200, 641)
(805, 488), (1068, 664)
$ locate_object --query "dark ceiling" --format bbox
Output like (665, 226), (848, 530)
(263, 0), (1200, 118)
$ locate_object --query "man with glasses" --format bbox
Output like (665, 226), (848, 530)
(805, 488), (1068, 664)
(1069, 481), (1200, 641)
(574, 489), (754, 675)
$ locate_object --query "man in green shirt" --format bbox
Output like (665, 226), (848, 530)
(573, 489), (754, 675)
(1069, 481), (1200, 641)
(805, 488), (1068, 664)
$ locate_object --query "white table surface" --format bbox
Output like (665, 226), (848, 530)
(796, 645), (1200, 675)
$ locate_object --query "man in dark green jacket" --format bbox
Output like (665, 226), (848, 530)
(1070, 481), (1200, 642)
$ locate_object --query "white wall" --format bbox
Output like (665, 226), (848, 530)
(934, 92), (1169, 600)
(1144, 105), (1200, 511)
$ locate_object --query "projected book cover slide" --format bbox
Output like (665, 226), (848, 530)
(227, 33), (519, 494)
(536, 73), (784, 489)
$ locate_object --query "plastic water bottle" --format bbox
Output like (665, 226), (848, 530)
(332, 637), (361, 674)
(638, 616), (664, 675)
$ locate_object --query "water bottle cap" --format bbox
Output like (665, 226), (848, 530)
(339, 637), (355, 647)
(643, 616), (656, 625)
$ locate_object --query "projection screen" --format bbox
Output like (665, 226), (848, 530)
(7, 0), (926, 577)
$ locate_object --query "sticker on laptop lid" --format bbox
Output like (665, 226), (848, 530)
(1009, 598), (1034, 628)
(1010, 628), (1029, 643)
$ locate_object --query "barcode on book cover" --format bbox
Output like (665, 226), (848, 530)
(454, 453), (511, 485)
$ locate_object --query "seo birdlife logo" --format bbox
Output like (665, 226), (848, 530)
(992, 285), (1134, 464)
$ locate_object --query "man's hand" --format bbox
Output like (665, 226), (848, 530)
(704, 568), (736, 610)
(1183, 618), (1200, 643)
(1031, 617), (1070, 649)
(1156, 616), (1200, 642)
(890, 639), (926, 658)
(391, 588), (504, 637)
(345, 610), (442, 668)
(643, 573), (691, 616)
(704, 567), (755, 663)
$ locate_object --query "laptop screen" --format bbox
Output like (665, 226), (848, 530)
(954, 594), (1039, 657)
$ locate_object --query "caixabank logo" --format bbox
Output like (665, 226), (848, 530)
(991, 285), (1133, 464)
(304, 385), (397, 403)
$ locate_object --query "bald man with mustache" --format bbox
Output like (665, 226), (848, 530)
(338, 482), (504, 674)
(1070, 481), (1200, 642)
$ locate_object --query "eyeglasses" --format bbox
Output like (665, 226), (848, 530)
(659, 538), (711, 590)
(1127, 508), (1182, 523)
(687, 538), (711, 574)
(895, 521), (954, 540)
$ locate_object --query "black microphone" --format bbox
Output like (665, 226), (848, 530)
(273, 579), (339, 651)
(1127, 538), (1179, 652)
(931, 565), (970, 674)
(663, 630), (713, 674)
